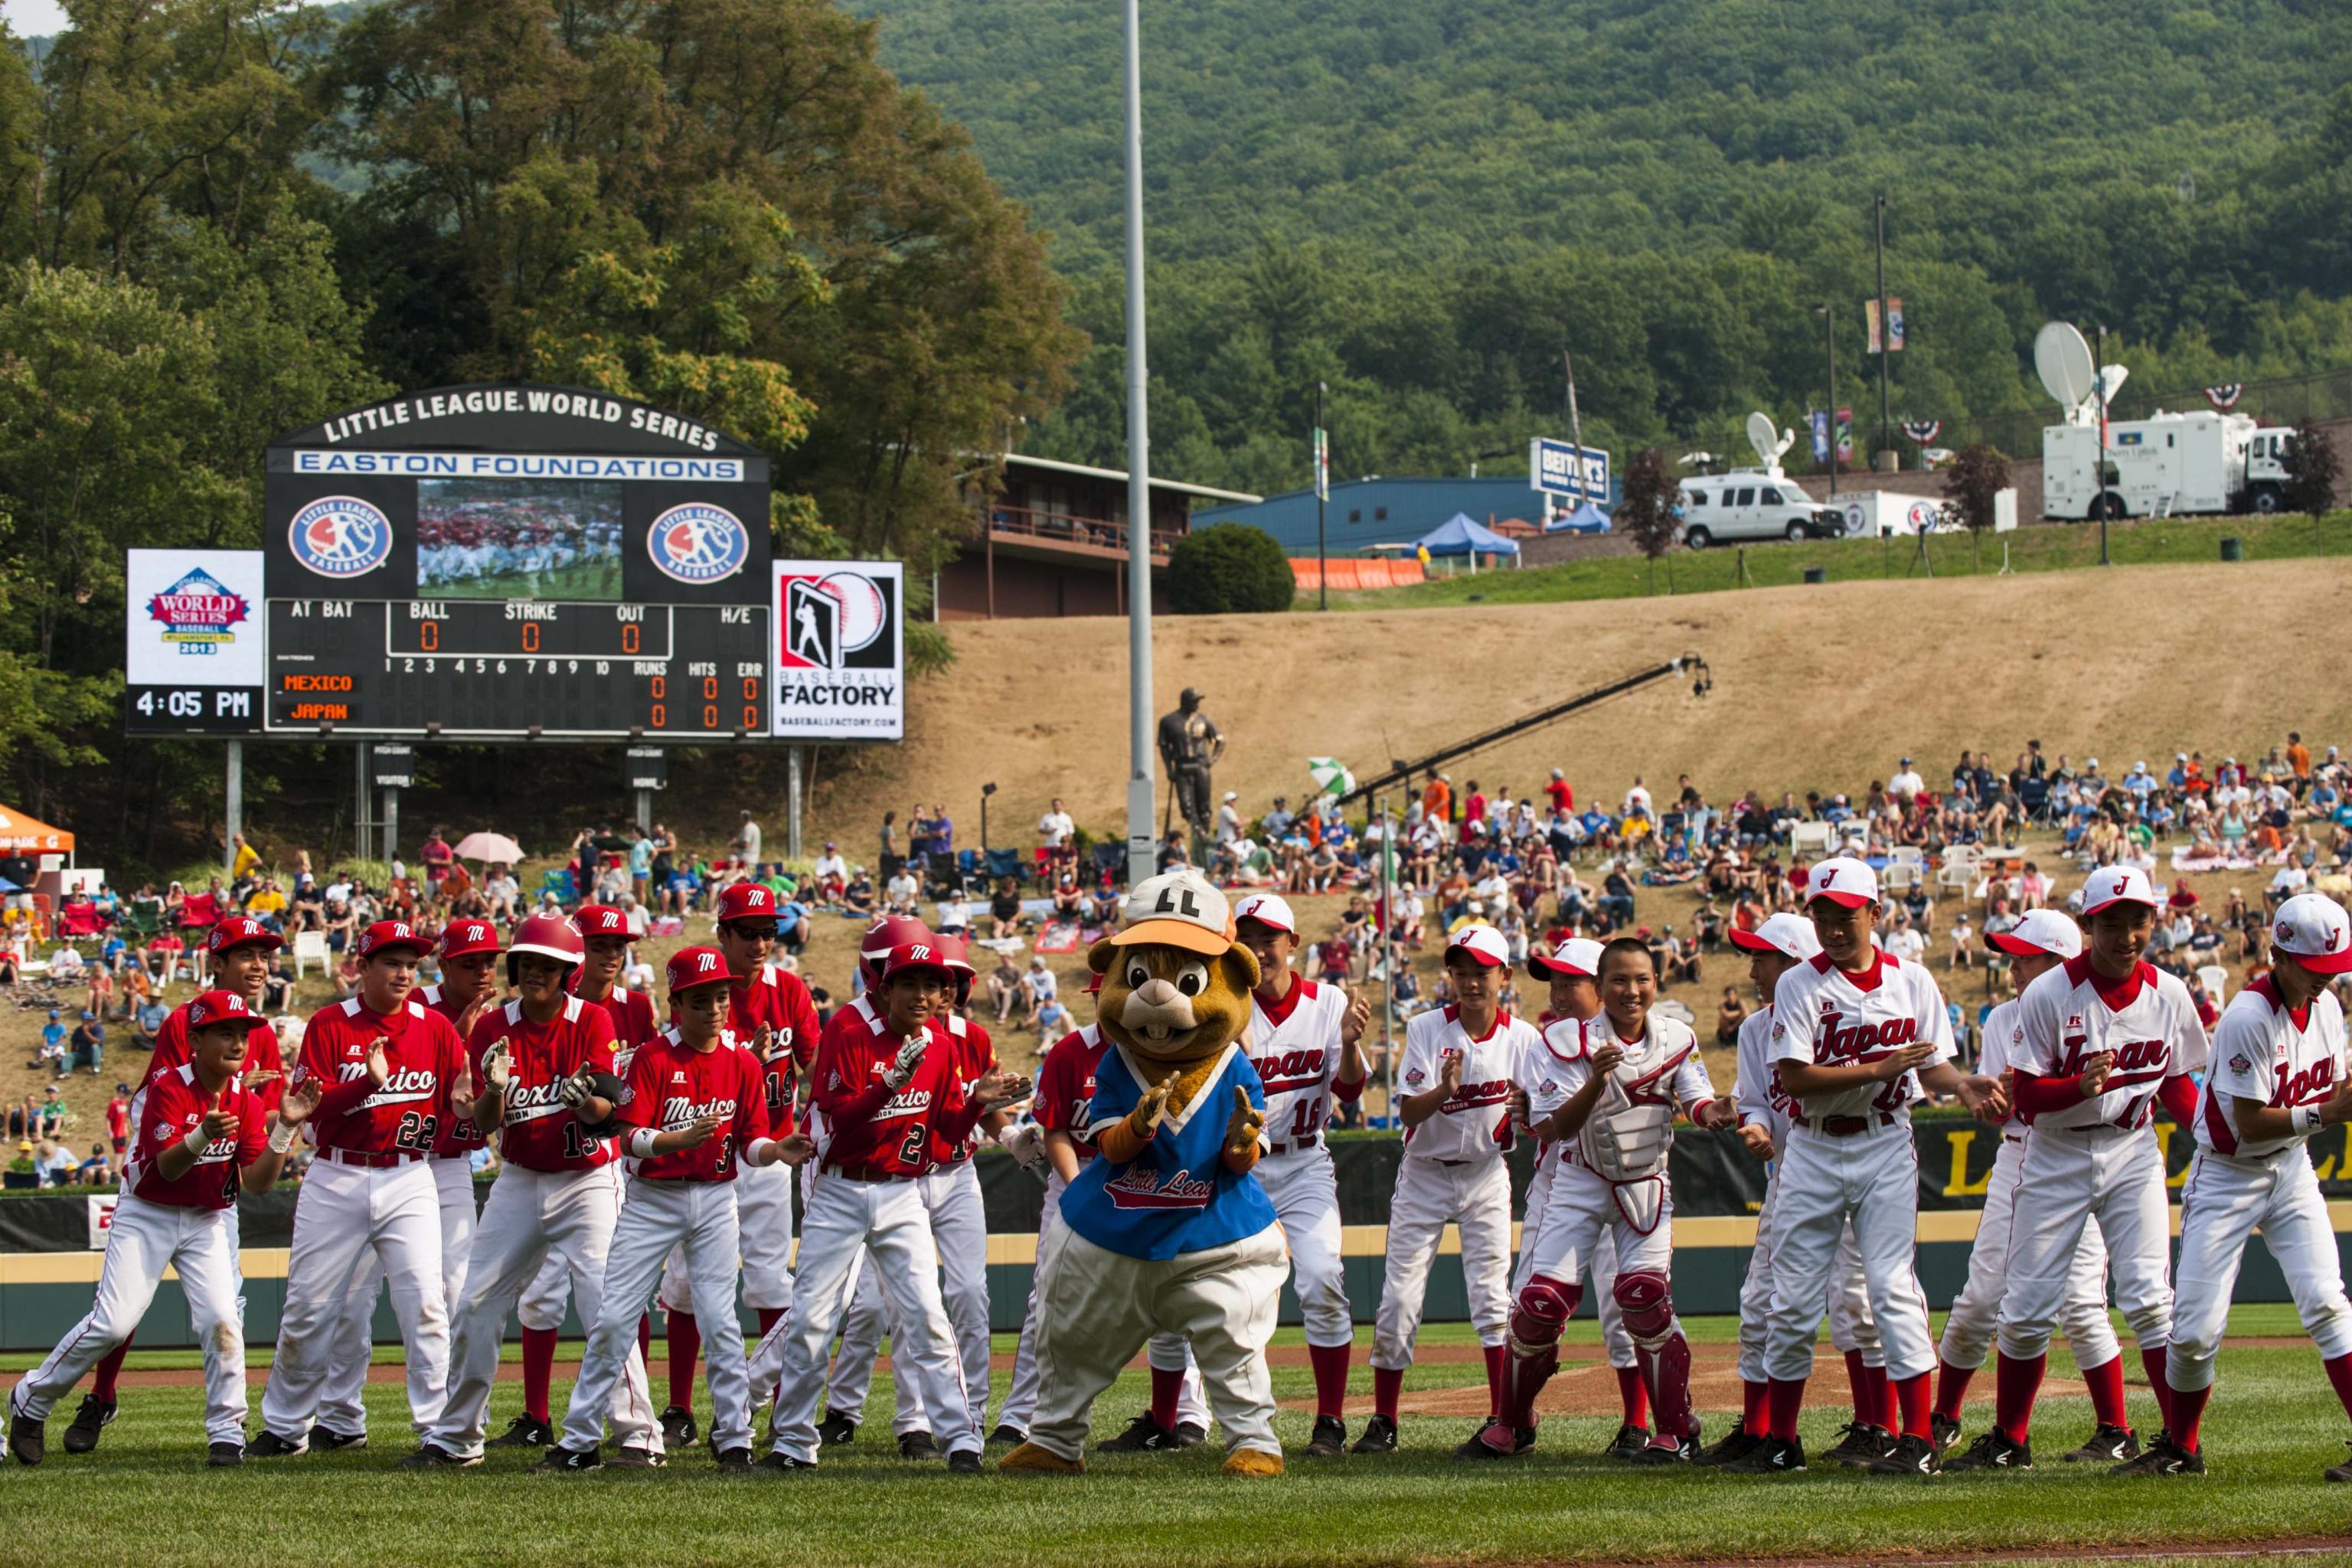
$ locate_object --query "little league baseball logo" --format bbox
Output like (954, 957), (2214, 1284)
(289, 495), (394, 579)
(647, 502), (750, 584)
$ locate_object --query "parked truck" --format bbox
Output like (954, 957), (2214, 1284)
(2043, 408), (2297, 521)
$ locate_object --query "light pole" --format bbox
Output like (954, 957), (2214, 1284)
(1122, 0), (1156, 888)
(2092, 322), (2111, 566)
(980, 781), (998, 854)
(1815, 302), (1838, 496)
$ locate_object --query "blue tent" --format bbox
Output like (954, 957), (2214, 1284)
(1546, 501), (1612, 534)
(1416, 512), (1520, 557)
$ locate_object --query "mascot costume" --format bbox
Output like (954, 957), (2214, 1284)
(1000, 870), (1288, 1476)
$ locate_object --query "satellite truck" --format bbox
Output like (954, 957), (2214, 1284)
(1674, 413), (1846, 547)
(2036, 321), (2296, 520)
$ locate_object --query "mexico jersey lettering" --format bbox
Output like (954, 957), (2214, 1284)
(2010, 956), (2208, 1130)
(143, 998), (286, 1116)
(1248, 976), (1350, 1155)
(124, 1064), (270, 1210)
(1733, 1005), (1799, 1144)
(616, 1027), (769, 1181)
(1769, 950), (1955, 1125)
(2194, 976), (2345, 1159)
(1034, 1024), (1108, 1165)
(1398, 1005), (1541, 1161)
(294, 996), (468, 1158)
(470, 996), (622, 1172)
(421, 983), (489, 1158)
(1060, 1042), (1277, 1262)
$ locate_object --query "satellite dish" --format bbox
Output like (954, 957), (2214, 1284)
(2034, 322), (2095, 410)
(1745, 412), (1779, 465)
(2096, 363), (2129, 405)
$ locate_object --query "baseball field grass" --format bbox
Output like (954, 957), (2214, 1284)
(427, 560), (624, 601)
(11, 1308), (2351, 1568)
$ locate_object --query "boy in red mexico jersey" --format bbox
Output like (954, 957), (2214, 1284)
(1990, 866), (2209, 1476)
(2163, 893), (2352, 1480)
(540, 946), (805, 1471)
(652, 880), (818, 1448)
(254, 920), (475, 1456)
(9, 992), (314, 1468)
(997, 1011), (1112, 1442)
(760, 942), (1028, 1473)
(570, 903), (660, 1054)
(420, 913), (650, 1466)
(70, 916), (286, 1456)
(1361, 924), (1544, 1455)
(314, 916), (504, 1450)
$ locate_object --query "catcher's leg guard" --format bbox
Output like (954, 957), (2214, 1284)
(1497, 1275), (1580, 1430)
(1617, 1270), (1696, 1440)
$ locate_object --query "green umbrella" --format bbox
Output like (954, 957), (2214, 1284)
(1307, 756), (1356, 799)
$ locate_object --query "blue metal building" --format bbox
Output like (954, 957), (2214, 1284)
(1191, 475), (1619, 557)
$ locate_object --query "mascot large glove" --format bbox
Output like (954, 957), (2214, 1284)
(1124, 1071), (1178, 1142)
(1221, 1083), (1266, 1173)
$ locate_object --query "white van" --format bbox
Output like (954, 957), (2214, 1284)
(1675, 470), (1845, 548)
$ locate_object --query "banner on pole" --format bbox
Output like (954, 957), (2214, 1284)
(1810, 410), (1830, 463)
(1313, 427), (1329, 501)
(1887, 296), (1906, 351)
(1836, 407), (1854, 466)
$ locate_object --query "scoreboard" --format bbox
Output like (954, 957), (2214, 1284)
(265, 598), (769, 738)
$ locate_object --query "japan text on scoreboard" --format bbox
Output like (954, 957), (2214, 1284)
(770, 562), (904, 741)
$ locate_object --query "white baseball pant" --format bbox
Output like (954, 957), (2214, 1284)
(1263, 1152), (1353, 1348)
(734, 1157), (795, 1312)
(1736, 1174), (1883, 1386)
(1996, 1125), (2171, 1362)
(260, 1157), (449, 1443)
(1372, 1155), (1512, 1369)
(825, 1160), (995, 1436)
(1762, 1122), (1936, 1383)
(315, 1154), (473, 1436)
(1515, 1154), (1636, 1370)
(516, 1250), (572, 1334)
(656, 1241), (697, 1315)
(10, 1194), (247, 1445)
(998, 1173), (1071, 1434)
(2168, 1147), (2352, 1393)
(1522, 1161), (1671, 1279)
(430, 1163), (649, 1459)
(1938, 1132), (2118, 1373)
(562, 1178), (747, 1457)
(1024, 1227), (1288, 1462)
(767, 1172), (977, 1464)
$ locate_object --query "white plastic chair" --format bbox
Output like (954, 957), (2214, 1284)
(292, 929), (330, 978)
(2197, 964), (2230, 1007)
(1790, 820), (1834, 858)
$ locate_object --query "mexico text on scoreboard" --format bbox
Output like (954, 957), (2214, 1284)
(254, 384), (772, 741)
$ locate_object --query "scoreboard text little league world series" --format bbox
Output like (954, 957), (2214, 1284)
(123, 384), (906, 747)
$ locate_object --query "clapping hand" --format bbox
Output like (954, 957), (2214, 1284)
(1126, 1072), (1178, 1138)
(1873, 1042), (1938, 1083)
(277, 1075), (323, 1128)
(482, 1039), (514, 1092)
(1223, 1084), (1266, 1159)
(2079, 1051), (2115, 1099)
(972, 1067), (1032, 1109)
(881, 1033), (928, 1091)
(198, 1089), (238, 1144)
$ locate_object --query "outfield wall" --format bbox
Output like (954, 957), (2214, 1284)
(6, 1122), (2349, 1350)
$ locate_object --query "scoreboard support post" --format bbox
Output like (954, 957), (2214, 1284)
(353, 743), (372, 868)
(786, 746), (805, 861)
(224, 740), (243, 883)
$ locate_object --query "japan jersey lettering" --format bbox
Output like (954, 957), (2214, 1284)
(1034, 1024), (1108, 1165)
(1248, 976), (1350, 1155)
(124, 1063), (270, 1209)
(1398, 1004), (1541, 1161)
(732, 962), (819, 1137)
(2194, 976), (2346, 1158)
(2010, 955), (2209, 1130)
(293, 996), (469, 1158)
(1769, 950), (1955, 1125)
(143, 999), (286, 1115)
(1060, 1043), (1277, 1262)
(1733, 1005), (1798, 1144)
(614, 1026), (770, 1182)
(421, 983), (489, 1158)
(470, 996), (622, 1172)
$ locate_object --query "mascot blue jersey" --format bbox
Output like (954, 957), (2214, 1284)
(1060, 1042), (1277, 1262)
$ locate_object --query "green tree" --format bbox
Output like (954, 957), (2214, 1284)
(1616, 446), (1677, 595)
(1163, 523), (1295, 615)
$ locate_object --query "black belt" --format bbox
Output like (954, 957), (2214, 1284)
(1266, 1133), (1321, 1157)
(825, 1167), (904, 1184)
(1808, 1112), (1895, 1137)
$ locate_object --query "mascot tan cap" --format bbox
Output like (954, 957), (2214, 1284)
(1112, 869), (1235, 956)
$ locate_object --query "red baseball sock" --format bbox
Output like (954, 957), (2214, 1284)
(2081, 1354), (2129, 1430)
(1742, 1378), (1769, 1436)
(1766, 1377), (1807, 1442)
(1994, 1351), (2045, 1445)
(2138, 1347), (2175, 1430)
(1307, 1342), (1351, 1421)
(1616, 1366), (1649, 1429)
(638, 1314), (652, 1370)
(1485, 1345), (1507, 1420)
(1873, 1366), (1898, 1431)
(520, 1326), (558, 1424)
(2324, 1353), (2352, 1425)
(93, 1336), (132, 1403)
(1374, 1366), (1404, 1421)
(1893, 1370), (1931, 1441)
(1150, 1366), (1184, 1430)
(667, 1312), (701, 1410)
(1934, 1357), (1976, 1423)
(1844, 1351), (1874, 1426)
(755, 1306), (784, 1339)
(2169, 1382), (2210, 1453)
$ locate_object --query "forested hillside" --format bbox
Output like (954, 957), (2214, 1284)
(851, 0), (2352, 492)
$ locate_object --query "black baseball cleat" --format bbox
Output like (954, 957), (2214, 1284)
(1096, 1411), (1185, 1452)
(1721, 1433), (1805, 1474)
(2061, 1423), (2138, 1463)
(1695, 1427), (1759, 1468)
(61, 1395), (116, 1455)
(1350, 1413), (1400, 1454)
(1944, 1429), (2031, 1472)
(8, 1413), (44, 1467)
(658, 1406), (697, 1449)
(397, 1442), (480, 1469)
(1173, 1420), (1208, 1448)
(987, 1423), (1027, 1447)
(2324, 1439), (2352, 1482)
(608, 1446), (667, 1468)
(533, 1446), (603, 1472)
(1605, 1421), (1653, 1460)
(815, 1410), (858, 1447)
(2112, 1430), (2204, 1476)
(308, 1426), (368, 1452)
(1819, 1422), (1896, 1466)
(207, 1442), (244, 1468)
(1302, 1415), (1349, 1458)
(248, 1429), (309, 1459)
(1862, 1433), (1942, 1475)
(1455, 1420), (1534, 1459)
(946, 1449), (985, 1475)
(898, 1429), (941, 1460)
(753, 1450), (815, 1473)
(488, 1414), (554, 1449)
(1930, 1413), (1963, 1456)
(1632, 1428), (1700, 1464)
(714, 1447), (753, 1470)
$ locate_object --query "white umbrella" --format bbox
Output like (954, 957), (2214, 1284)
(1307, 757), (1355, 799)
(452, 831), (525, 864)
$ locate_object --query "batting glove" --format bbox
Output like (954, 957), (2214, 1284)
(881, 1034), (928, 1090)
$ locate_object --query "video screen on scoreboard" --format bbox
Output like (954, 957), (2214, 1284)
(416, 478), (623, 600)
